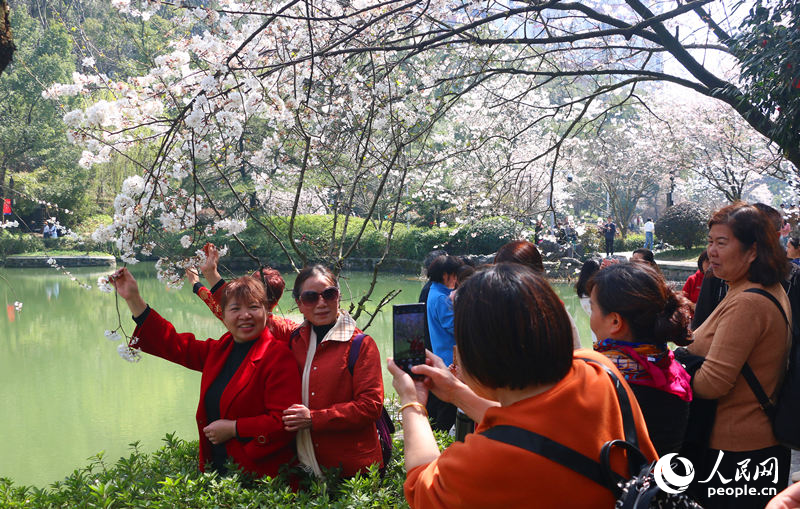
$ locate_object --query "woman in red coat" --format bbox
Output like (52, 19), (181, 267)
(681, 250), (709, 304)
(110, 268), (301, 478)
(281, 265), (384, 478)
(192, 250), (384, 478)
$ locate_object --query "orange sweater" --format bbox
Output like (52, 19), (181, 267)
(404, 350), (658, 509)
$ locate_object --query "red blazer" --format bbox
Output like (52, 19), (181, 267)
(682, 269), (704, 304)
(133, 309), (302, 477)
(290, 323), (384, 477)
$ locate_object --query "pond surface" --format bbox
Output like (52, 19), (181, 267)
(0, 264), (591, 487)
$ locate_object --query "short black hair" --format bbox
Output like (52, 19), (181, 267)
(454, 263), (573, 390)
(427, 255), (463, 283)
(697, 250), (709, 272)
(423, 250), (448, 271)
(753, 202), (782, 231)
(575, 258), (600, 298)
(632, 248), (656, 264)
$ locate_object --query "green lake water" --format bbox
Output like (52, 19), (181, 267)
(0, 264), (591, 487)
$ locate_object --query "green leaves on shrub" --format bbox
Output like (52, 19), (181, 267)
(0, 429), (456, 508)
(218, 215), (527, 264)
(656, 203), (709, 250)
(0, 230), (45, 258)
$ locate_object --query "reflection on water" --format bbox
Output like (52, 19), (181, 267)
(0, 265), (589, 487)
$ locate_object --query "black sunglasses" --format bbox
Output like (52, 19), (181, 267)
(299, 286), (340, 305)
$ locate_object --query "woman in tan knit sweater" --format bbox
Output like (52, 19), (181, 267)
(689, 202), (791, 509)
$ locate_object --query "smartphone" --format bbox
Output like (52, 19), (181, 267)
(393, 303), (428, 378)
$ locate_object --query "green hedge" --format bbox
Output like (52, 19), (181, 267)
(0, 231), (45, 259)
(614, 233), (647, 252)
(2, 215), (528, 263)
(203, 215), (527, 263)
(0, 430), (455, 508)
(0, 230), (114, 261)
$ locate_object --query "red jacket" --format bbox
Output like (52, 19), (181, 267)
(133, 309), (302, 477)
(682, 269), (704, 304)
(290, 322), (384, 477)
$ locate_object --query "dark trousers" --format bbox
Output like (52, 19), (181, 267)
(605, 237), (614, 256)
(426, 392), (457, 433)
(692, 445), (790, 509)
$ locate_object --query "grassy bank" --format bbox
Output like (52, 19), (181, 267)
(9, 250), (113, 257)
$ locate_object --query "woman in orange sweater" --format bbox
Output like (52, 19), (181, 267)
(388, 263), (657, 508)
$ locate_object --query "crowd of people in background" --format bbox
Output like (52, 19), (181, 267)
(105, 200), (800, 508)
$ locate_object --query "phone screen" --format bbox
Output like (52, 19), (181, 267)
(393, 303), (427, 377)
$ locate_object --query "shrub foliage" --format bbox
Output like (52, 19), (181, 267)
(656, 202), (708, 250)
(0, 427), (456, 508)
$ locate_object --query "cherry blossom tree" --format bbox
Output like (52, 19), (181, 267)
(664, 96), (787, 203)
(42, 0), (798, 299)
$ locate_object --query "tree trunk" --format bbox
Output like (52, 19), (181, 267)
(0, 0), (14, 76)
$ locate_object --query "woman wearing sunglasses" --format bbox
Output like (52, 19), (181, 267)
(281, 264), (384, 478)
(192, 250), (384, 477)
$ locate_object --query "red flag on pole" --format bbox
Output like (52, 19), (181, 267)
(2, 199), (10, 214)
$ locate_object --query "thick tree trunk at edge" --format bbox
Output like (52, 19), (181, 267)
(0, 0), (14, 76)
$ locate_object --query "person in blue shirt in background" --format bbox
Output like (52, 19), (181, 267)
(425, 254), (463, 432)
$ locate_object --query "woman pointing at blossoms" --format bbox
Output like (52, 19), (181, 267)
(110, 267), (301, 478)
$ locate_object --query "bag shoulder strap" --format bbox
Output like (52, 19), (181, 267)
(577, 358), (639, 450)
(741, 288), (785, 417)
(481, 425), (617, 489)
(480, 357), (644, 493)
(347, 333), (366, 375)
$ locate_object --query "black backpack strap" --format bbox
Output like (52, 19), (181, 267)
(347, 333), (366, 375)
(481, 425), (619, 489)
(741, 363), (777, 418)
(481, 358), (646, 495)
(741, 288), (787, 418)
(744, 288), (789, 324)
(578, 358), (638, 451)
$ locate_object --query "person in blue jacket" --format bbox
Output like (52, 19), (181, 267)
(425, 254), (463, 432)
